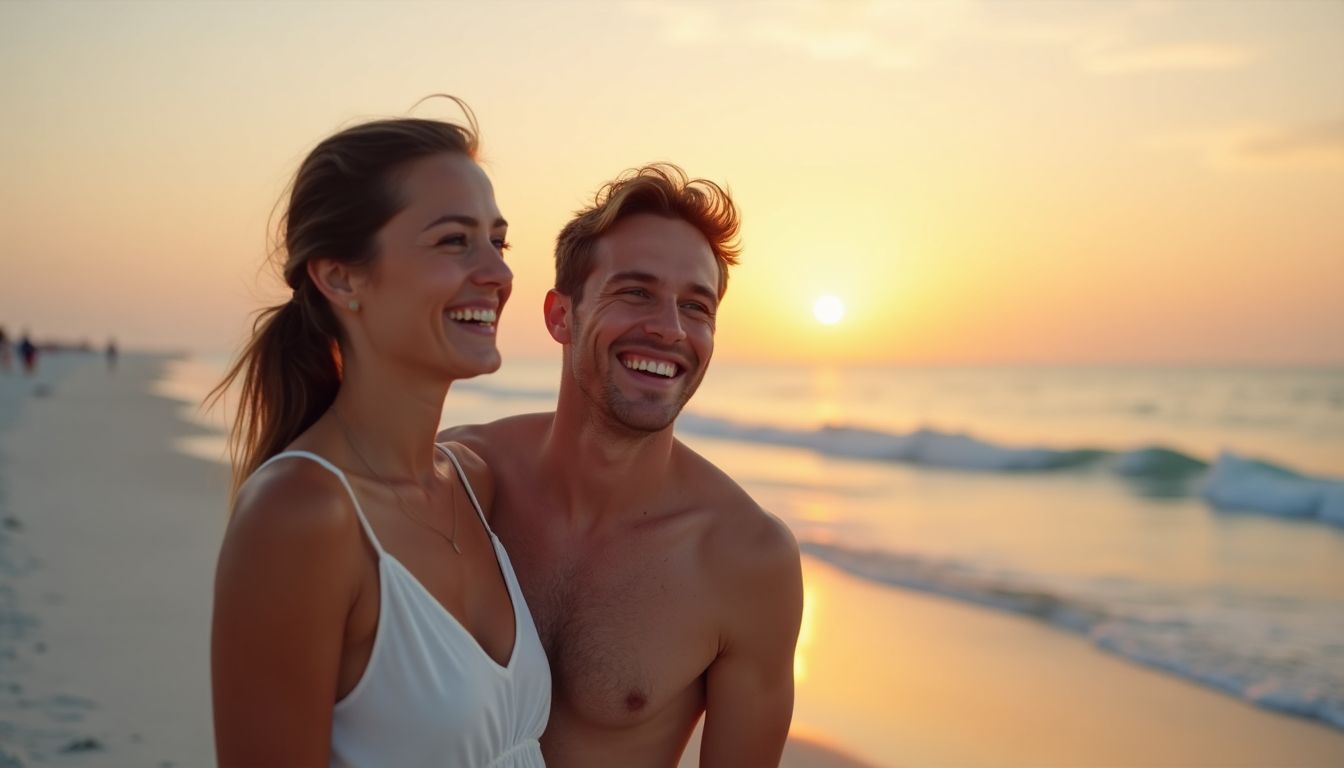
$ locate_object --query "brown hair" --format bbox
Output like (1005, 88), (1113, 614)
(209, 99), (479, 495)
(554, 163), (741, 303)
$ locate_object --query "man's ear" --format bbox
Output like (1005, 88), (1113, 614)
(543, 289), (573, 344)
(308, 259), (362, 311)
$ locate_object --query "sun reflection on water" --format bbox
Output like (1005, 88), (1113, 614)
(794, 581), (817, 684)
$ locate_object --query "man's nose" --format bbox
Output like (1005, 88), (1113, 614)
(644, 300), (687, 343)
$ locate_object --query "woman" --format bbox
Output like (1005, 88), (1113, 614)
(210, 102), (549, 767)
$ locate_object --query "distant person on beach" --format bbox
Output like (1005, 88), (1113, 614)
(209, 100), (548, 766)
(441, 165), (803, 766)
(0, 326), (10, 372)
(105, 338), (117, 372)
(18, 332), (37, 376)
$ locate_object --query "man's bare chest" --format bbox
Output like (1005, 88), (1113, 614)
(496, 510), (718, 727)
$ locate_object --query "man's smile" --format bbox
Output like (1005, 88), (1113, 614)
(618, 353), (680, 379)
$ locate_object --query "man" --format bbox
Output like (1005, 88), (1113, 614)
(18, 331), (37, 376)
(442, 164), (803, 767)
(0, 326), (11, 372)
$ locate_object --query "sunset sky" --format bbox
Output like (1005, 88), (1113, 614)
(2, 0), (1341, 364)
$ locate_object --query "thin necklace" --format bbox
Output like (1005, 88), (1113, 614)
(331, 407), (462, 555)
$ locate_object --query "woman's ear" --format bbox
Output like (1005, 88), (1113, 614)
(308, 259), (363, 313)
(543, 289), (573, 344)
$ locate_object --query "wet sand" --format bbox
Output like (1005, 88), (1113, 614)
(788, 556), (1344, 766)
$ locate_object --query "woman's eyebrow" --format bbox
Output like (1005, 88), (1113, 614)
(421, 214), (509, 232)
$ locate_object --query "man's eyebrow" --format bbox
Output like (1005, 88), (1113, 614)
(606, 270), (659, 286)
(607, 271), (718, 303)
(686, 282), (719, 304)
(421, 214), (509, 232)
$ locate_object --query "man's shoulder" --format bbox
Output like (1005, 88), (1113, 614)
(673, 441), (800, 572)
(675, 443), (803, 659)
(438, 412), (553, 458)
(708, 502), (800, 580)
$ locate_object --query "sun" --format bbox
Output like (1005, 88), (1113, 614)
(813, 295), (846, 325)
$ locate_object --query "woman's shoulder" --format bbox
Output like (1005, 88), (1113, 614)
(437, 439), (485, 469)
(213, 453), (369, 705)
(436, 440), (496, 521)
(226, 452), (365, 555)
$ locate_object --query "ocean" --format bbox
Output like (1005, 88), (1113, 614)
(164, 356), (1344, 733)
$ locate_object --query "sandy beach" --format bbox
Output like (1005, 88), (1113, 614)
(0, 352), (227, 765)
(3, 354), (1343, 766)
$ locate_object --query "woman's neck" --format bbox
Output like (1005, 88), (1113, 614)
(328, 360), (450, 483)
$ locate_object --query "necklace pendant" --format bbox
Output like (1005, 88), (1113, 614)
(452, 540), (463, 555)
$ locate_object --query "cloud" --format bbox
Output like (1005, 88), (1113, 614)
(627, 0), (971, 70)
(1238, 119), (1344, 160)
(627, 0), (1257, 77)
(1151, 120), (1344, 171)
(744, 5), (935, 71)
(628, 0), (719, 45)
(1081, 42), (1255, 74)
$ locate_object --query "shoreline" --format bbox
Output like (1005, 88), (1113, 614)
(792, 555), (1344, 766)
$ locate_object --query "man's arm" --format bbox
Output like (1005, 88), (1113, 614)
(699, 513), (804, 767)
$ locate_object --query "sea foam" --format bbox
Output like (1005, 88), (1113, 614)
(1201, 452), (1344, 525)
(676, 414), (1098, 471)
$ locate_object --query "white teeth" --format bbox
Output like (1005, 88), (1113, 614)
(622, 357), (677, 378)
(448, 308), (497, 324)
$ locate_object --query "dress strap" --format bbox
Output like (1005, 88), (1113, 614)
(435, 444), (492, 534)
(255, 450), (386, 555)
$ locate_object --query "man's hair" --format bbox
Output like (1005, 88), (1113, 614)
(554, 163), (741, 303)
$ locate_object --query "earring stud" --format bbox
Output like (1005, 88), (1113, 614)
(348, 299), (360, 312)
